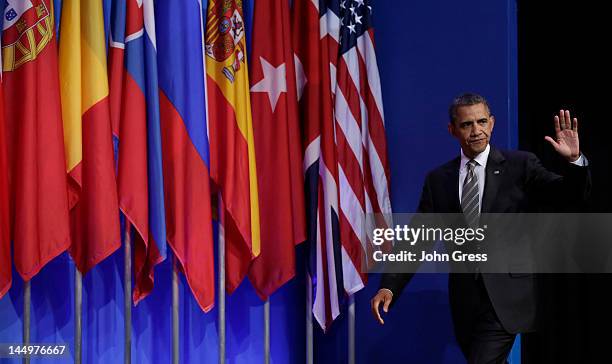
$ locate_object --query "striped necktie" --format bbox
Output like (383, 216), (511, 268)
(461, 159), (480, 227)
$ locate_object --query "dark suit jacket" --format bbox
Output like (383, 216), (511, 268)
(380, 146), (591, 333)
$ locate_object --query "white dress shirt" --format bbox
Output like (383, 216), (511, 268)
(458, 144), (587, 213)
(378, 145), (587, 298)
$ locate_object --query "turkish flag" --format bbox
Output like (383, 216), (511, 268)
(247, 0), (307, 300)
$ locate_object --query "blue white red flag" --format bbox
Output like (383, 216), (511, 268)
(109, 0), (167, 303)
(293, 0), (392, 331)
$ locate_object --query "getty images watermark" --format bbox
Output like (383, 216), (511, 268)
(364, 213), (612, 274)
(371, 224), (488, 263)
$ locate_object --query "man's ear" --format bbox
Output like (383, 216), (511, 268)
(490, 115), (495, 131)
(448, 122), (455, 136)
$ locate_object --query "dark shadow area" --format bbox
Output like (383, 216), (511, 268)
(518, 1), (612, 362)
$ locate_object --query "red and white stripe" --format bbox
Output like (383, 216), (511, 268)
(295, 0), (392, 331)
(325, 8), (392, 294)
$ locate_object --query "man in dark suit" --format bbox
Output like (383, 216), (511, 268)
(370, 93), (590, 364)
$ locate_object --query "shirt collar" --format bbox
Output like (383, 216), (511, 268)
(460, 144), (490, 170)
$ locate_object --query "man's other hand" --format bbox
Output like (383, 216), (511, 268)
(371, 289), (393, 325)
(544, 109), (580, 162)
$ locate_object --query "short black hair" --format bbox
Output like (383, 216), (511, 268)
(448, 93), (491, 124)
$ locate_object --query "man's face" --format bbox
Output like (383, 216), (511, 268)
(448, 103), (495, 158)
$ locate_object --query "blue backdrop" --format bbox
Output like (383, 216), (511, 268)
(0, 0), (518, 363)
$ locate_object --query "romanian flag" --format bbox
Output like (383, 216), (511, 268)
(2, 0), (70, 285)
(156, 0), (215, 311)
(109, 0), (167, 303)
(59, 0), (121, 273)
(205, 0), (261, 293)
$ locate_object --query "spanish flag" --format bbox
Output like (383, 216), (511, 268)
(205, 0), (261, 292)
(59, 0), (121, 273)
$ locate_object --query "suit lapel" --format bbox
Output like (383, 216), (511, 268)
(481, 147), (506, 213)
(444, 157), (462, 213)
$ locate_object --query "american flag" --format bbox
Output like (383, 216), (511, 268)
(293, 0), (392, 331)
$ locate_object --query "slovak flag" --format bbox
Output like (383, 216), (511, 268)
(109, 0), (167, 303)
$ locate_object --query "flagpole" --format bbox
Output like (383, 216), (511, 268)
(75, 269), (82, 364)
(306, 273), (313, 364)
(172, 256), (179, 364)
(348, 294), (355, 364)
(264, 299), (270, 364)
(123, 222), (132, 364)
(218, 193), (226, 364)
(23, 280), (31, 364)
